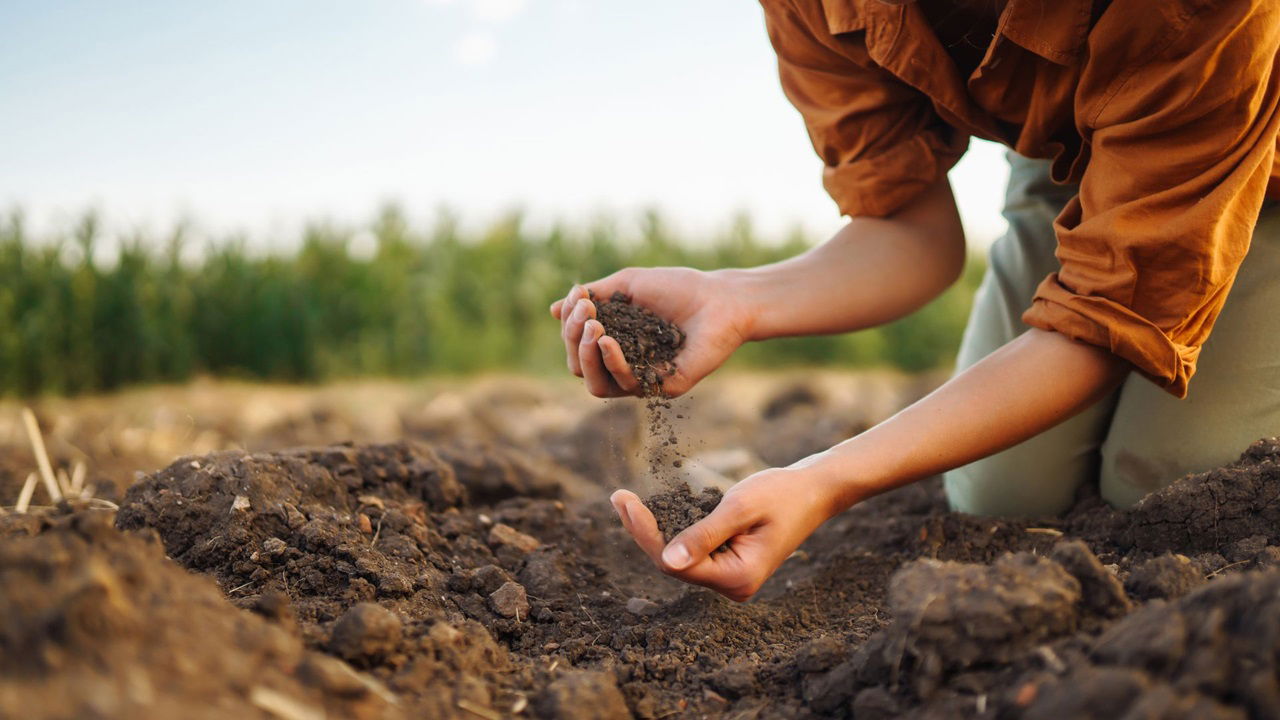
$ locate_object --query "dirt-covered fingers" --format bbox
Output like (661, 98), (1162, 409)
(561, 295), (595, 376)
(579, 320), (624, 397)
(610, 490), (667, 561)
(597, 336), (639, 394)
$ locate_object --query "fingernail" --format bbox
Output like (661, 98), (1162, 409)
(663, 543), (691, 570)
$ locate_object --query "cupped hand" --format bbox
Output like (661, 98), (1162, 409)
(609, 467), (837, 602)
(549, 267), (753, 398)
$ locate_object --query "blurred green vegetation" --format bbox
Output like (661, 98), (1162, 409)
(0, 206), (984, 397)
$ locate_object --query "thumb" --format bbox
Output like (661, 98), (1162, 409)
(662, 498), (751, 571)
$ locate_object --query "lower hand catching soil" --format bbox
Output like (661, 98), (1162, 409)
(610, 467), (837, 602)
(549, 267), (752, 397)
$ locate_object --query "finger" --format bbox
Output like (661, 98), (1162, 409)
(561, 297), (595, 376)
(669, 551), (759, 602)
(581, 268), (633, 304)
(663, 499), (754, 572)
(598, 336), (640, 394)
(579, 320), (622, 397)
(550, 299), (565, 319)
(557, 285), (585, 334)
(610, 490), (667, 562)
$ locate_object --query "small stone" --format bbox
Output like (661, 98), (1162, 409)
(489, 581), (530, 619)
(488, 523), (541, 553)
(282, 504), (306, 529)
(357, 513), (373, 535)
(329, 603), (402, 661)
(231, 495), (251, 512)
(262, 537), (288, 556)
(625, 597), (660, 617)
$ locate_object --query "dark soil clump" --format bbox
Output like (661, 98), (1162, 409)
(646, 482), (724, 543)
(593, 291), (684, 397)
(13, 421), (1280, 719)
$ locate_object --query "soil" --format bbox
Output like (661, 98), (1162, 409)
(592, 292), (684, 398)
(592, 291), (710, 549)
(8, 386), (1280, 718)
(645, 483), (724, 543)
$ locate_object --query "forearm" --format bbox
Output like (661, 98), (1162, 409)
(725, 179), (966, 340)
(804, 328), (1130, 514)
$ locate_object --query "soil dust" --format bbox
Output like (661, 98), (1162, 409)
(594, 291), (712, 540)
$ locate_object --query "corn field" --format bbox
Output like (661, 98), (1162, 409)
(0, 206), (983, 397)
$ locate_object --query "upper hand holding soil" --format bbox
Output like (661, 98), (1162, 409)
(550, 267), (754, 398)
(610, 466), (837, 602)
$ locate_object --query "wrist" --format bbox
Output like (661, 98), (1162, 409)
(789, 438), (888, 517)
(708, 267), (775, 343)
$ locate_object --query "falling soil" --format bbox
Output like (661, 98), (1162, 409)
(9, 412), (1280, 718)
(593, 290), (709, 542)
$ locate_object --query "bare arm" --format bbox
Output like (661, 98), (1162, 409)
(552, 177), (967, 396)
(613, 327), (1130, 601)
(812, 327), (1128, 511)
(732, 177), (967, 340)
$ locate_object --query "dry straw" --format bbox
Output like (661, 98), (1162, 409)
(9, 408), (116, 513)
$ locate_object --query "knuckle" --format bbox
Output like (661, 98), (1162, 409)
(717, 495), (746, 517)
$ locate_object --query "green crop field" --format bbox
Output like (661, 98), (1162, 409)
(0, 206), (983, 397)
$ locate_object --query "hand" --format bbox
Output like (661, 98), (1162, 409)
(609, 466), (838, 602)
(550, 267), (753, 397)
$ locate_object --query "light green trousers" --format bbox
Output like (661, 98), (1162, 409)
(944, 152), (1280, 517)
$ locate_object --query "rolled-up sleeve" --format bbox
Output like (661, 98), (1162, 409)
(760, 0), (968, 217)
(1023, 0), (1280, 397)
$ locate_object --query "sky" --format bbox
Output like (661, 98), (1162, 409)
(0, 0), (1011, 249)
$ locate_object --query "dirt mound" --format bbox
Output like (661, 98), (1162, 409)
(0, 510), (398, 720)
(1027, 569), (1280, 720)
(9, 430), (1280, 719)
(593, 292), (684, 397)
(1120, 438), (1280, 554)
(112, 440), (864, 718)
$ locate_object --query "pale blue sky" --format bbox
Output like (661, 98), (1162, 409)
(0, 0), (1010, 247)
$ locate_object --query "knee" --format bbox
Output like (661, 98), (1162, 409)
(944, 454), (1085, 518)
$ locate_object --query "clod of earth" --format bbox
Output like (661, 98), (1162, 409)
(11, 431), (1280, 719)
(593, 291), (684, 397)
(329, 602), (403, 662)
(488, 581), (530, 619)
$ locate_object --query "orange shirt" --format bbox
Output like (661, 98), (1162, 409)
(761, 0), (1280, 397)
